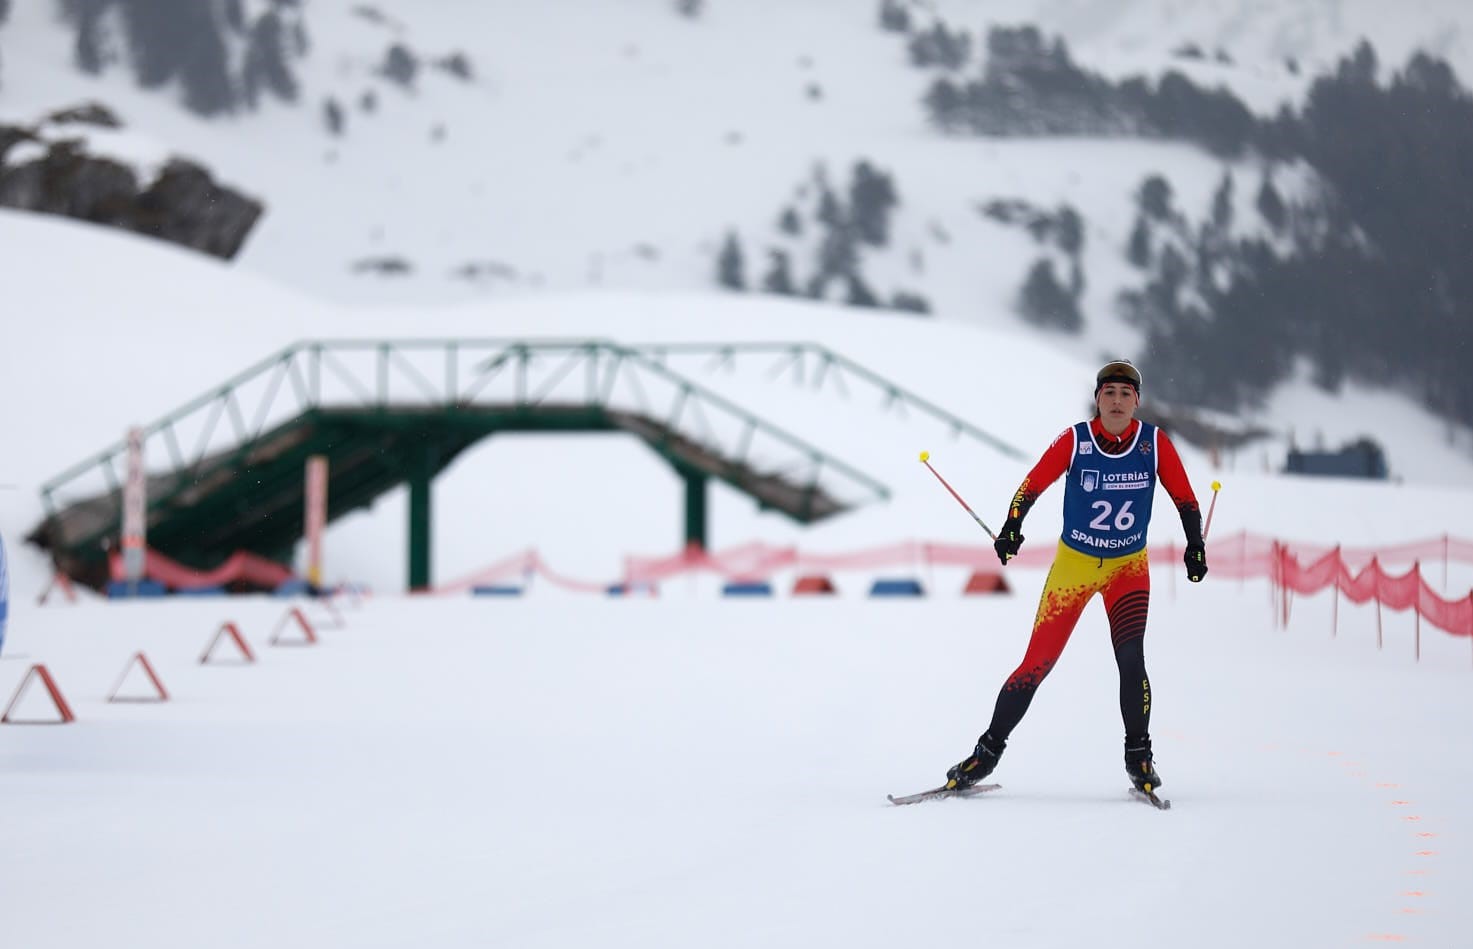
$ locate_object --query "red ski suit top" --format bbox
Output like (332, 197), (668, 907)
(1006, 417), (1200, 526)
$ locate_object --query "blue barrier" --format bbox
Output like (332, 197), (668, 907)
(0, 533), (8, 654)
(175, 585), (227, 597)
(869, 578), (925, 597)
(722, 581), (773, 597)
(274, 578), (314, 597)
(107, 580), (168, 599)
(607, 582), (658, 596)
(472, 585), (523, 597)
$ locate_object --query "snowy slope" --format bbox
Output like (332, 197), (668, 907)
(1, 551), (1471, 948)
(944, 0), (1473, 111)
(2, 0), (1463, 321)
(3, 208), (1471, 599)
(5, 1), (1472, 468)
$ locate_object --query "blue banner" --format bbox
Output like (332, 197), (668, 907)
(0, 532), (8, 655)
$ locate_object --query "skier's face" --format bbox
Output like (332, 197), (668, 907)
(1096, 383), (1139, 434)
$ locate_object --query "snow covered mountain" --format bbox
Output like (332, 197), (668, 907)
(2, 0), (1472, 470)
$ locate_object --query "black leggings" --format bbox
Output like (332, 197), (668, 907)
(984, 545), (1153, 745)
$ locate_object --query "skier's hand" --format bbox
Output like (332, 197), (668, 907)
(994, 519), (1023, 565)
(1184, 542), (1208, 582)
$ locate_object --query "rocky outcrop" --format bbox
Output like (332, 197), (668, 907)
(0, 105), (263, 260)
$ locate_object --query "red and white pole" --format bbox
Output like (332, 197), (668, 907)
(1202, 480), (1222, 542)
(122, 426), (147, 586)
(305, 455), (328, 588)
(919, 451), (997, 541)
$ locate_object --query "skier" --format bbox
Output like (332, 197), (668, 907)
(946, 359), (1207, 797)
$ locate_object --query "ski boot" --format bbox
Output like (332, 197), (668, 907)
(946, 732), (1006, 790)
(1125, 738), (1162, 793)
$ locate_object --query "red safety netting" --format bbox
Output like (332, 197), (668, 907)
(435, 549), (612, 595)
(1271, 544), (1473, 639)
(434, 532), (1473, 641)
(111, 546), (295, 591)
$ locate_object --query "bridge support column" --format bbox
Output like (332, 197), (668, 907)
(683, 470), (708, 552)
(408, 442), (435, 592)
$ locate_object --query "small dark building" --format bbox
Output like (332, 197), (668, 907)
(1284, 438), (1388, 480)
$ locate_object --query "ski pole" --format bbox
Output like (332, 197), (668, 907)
(919, 451), (996, 541)
(1202, 480), (1222, 542)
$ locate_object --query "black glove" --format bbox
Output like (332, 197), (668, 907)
(1184, 542), (1208, 582)
(994, 518), (1023, 565)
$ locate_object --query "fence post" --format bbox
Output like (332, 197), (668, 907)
(1281, 544), (1292, 630)
(1239, 529), (1246, 593)
(1331, 545), (1340, 639)
(1269, 541), (1280, 629)
(1414, 560), (1421, 663)
(1373, 556), (1383, 651)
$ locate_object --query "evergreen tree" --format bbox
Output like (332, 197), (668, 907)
(816, 225), (859, 285)
(846, 274), (880, 308)
(922, 78), (963, 131)
(878, 0), (910, 33)
(1255, 176), (1286, 232)
(382, 43), (418, 88)
(778, 206), (802, 236)
(1210, 171), (1234, 232)
(815, 185), (844, 230)
(1017, 258), (1081, 332)
(1068, 260), (1086, 297)
(762, 249), (795, 295)
(1156, 244), (1189, 297)
(1137, 175), (1173, 221)
(849, 160), (898, 248)
(323, 97), (345, 136)
(243, 10), (299, 107)
(716, 231), (745, 291)
(1126, 215), (1152, 269)
(73, 2), (106, 75)
(1055, 204), (1083, 256)
(222, 0), (245, 34)
(119, 0), (235, 115)
(438, 52), (475, 82)
(907, 22), (966, 71)
(178, 12), (235, 116)
(890, 290), (932, 315)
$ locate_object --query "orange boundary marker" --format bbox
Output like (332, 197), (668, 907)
(314, 596), (347, 630)
(36, 572), (79, 606)
(269, 607), (318, 647)
(963, 570), (1012, 595)
(200, 622), (256, 665)
(108, 651), (170, 703)
(2, 664), (77, 724)
(792, 575), (836, 596)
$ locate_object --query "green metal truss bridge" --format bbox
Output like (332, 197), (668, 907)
(28, 338), (1022, 591)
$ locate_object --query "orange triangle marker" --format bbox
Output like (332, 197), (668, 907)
(200, 622), (256, 665)
(2, 664), (77, 724)
(269, 607), (318, 647)
(37, 572), (79, 605)
(108, 652), (170, 703)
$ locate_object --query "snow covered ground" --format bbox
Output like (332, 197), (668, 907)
(4, 5), (1473, 945)
(2, 573), (1471, 948)
(2, 206), (1473, 947)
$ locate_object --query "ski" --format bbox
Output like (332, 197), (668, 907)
(887, 783), (1001, 806)
(1129, 788), (1172, 810)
